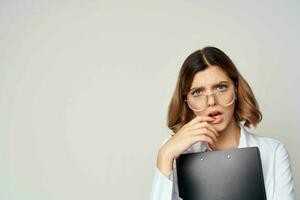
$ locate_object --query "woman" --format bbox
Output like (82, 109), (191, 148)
(149, 46), (296, 200)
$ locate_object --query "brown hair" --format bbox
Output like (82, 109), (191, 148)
(167, 46), (262, 133)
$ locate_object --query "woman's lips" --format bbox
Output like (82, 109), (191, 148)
(210, 113), (224, 124)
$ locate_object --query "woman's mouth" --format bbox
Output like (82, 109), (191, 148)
(209, 112), (224, 124)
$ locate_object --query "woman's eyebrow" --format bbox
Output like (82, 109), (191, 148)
(190, 81), (229, 91)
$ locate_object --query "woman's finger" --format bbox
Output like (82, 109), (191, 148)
(190, 121), (219, 137)
(187, 115), (215, 126)
(193, 134), (215, 146)
(191, 128), (218, 143)
(204, 123), (220, 137)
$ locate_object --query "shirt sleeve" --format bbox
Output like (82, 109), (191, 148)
(272, 142), (296, 200)
(149, 166), (183, 200)
(149, 136), (183, 200)
(168, 170), (174, 181)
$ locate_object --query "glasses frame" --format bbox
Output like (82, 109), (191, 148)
(184, 89), (237, 112)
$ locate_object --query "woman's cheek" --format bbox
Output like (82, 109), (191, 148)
(227, 105), (235, 121)
(194, 111), (206, 117)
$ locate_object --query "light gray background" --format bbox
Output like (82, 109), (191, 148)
(0, 0), (299, 199)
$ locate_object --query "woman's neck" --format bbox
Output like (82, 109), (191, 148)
(210, 119), (241, 151)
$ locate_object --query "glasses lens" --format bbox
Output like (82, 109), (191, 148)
(216, 89), (235, 106)
(186, 95), (207, 111)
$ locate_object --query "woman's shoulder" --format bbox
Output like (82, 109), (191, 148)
(244, 128), (285, 154)
(247, 131), (281, 144)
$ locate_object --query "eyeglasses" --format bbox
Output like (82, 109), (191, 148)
(184, 86), (237, 112)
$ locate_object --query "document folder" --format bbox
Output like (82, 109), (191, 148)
(176, 147), (267, 200)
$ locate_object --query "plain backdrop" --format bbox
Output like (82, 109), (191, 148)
(0, 0), (299, 199)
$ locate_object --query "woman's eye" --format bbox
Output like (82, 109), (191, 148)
(192, 89), (202, 96)
(217, 84), (227, 91)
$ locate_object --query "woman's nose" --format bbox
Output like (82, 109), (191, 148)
(207, 94), (217, 106)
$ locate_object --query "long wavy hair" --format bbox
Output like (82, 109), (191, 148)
(167, 46), (262, 134)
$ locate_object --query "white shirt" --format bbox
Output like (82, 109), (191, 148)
(150, 122), (296, 200)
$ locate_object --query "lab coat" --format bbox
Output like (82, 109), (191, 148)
(149, 122), (296, 200)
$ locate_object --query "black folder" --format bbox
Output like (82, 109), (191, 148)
(175, 147), (267, 200)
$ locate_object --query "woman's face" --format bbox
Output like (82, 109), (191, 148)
(187, 65), (237, 132)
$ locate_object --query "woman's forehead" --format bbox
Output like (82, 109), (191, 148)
(190, 66), (231, 88)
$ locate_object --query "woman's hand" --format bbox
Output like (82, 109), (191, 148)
(157, 115), (219, 177)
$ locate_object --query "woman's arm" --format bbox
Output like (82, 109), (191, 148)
(272, 142), (296, 200)
(150, 116), (218, 200)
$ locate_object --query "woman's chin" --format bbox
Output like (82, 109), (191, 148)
(211, 120), (228, 132)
